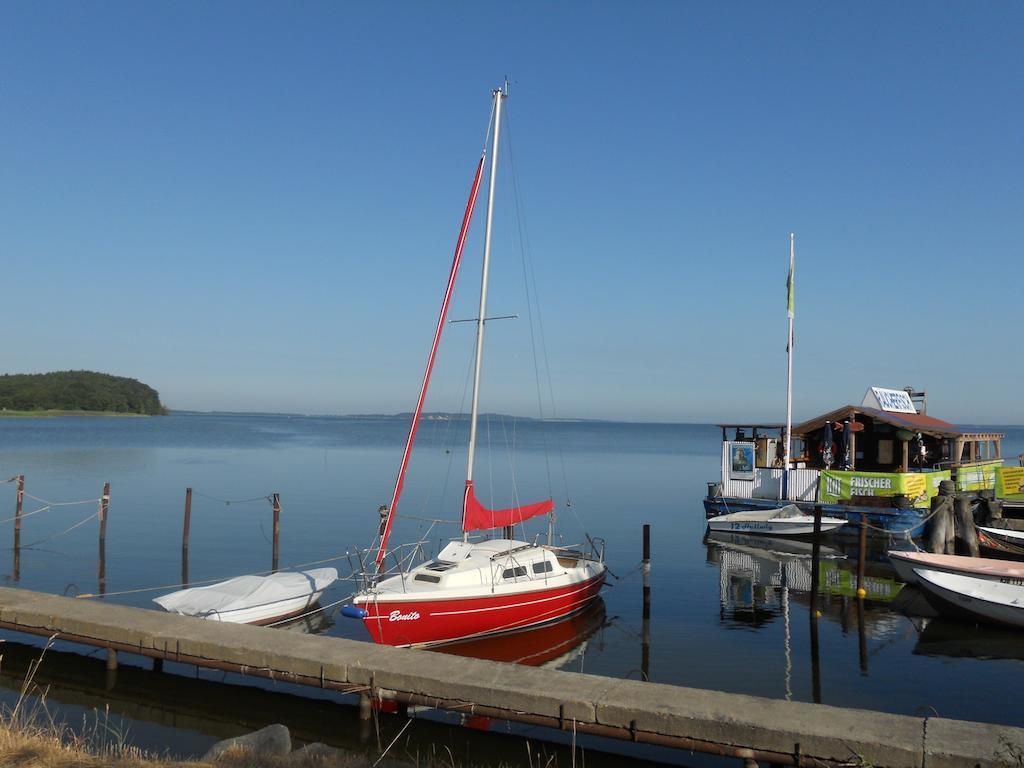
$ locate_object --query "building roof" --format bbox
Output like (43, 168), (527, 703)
(792, 405), (1002, 440)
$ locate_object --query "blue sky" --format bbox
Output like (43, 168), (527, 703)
(2, 2), (1021, 424)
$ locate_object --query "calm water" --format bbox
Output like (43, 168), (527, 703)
(1, 413), (1023, 759)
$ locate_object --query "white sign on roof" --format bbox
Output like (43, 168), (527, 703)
(862, 387), (917, 414)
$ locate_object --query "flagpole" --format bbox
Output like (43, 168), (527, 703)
(783, 233), (795, 501)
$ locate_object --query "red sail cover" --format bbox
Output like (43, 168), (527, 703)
(462, 480), (554, 532)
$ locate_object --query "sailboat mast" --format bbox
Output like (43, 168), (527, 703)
(464, 86), (505, 536)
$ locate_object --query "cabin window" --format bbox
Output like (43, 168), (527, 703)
(502, 566), (527, 579)
(414, 573), (441, 583)
(532, 561), (553, 574)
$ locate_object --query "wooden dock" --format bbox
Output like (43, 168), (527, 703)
(0, 585), (1019, 768)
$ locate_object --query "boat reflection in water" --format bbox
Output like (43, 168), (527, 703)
(705, 530), (907, 697)
(273, 608), (336, 635)
(434, 598), (607, 669)
(913, 617), (1024, 662)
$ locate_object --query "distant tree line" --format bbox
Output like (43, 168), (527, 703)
(0, 371), (167, 414)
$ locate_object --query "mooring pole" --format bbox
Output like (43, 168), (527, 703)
(856, 512), (867, 599)
(857, 596), (868, 676)
(810, 505), (822, 614)
(271, 493), (281, 573)
(642, 522), (651, 681)
(98, 481), (110, 596)
(642, 523), (651, 620)
(13, 474), (24, 582)
(182, 487), (192, 587)
(809, 504), (822, 704)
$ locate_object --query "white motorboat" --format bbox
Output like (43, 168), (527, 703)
(977, 526), (1024, 544)
(154, 567), (337, 624)
(914, 567), (1024, 629)
(887, 550), (1024, 587)
(706, 504), (846, 536)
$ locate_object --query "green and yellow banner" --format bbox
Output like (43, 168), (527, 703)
(996, 466), (1024, 501)
(955, 461), (1001, 492)
(819, 469), (950, 508)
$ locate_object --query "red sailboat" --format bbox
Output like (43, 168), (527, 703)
(345, 85), (606, 647)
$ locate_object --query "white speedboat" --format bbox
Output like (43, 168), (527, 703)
(887, 550), (1024, 587)
(154, 568), (337, 624)
(706, 504), (846, 536)
(914, 567), (1024, 629)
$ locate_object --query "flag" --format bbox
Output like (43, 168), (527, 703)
(786, 234), (795, 319)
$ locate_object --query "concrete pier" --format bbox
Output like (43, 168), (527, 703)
(0, 585), (1019, 768)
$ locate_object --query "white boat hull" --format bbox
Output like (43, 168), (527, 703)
(977, 525), (1024, 543)
(914, 568), (1024, 629)
(887, 551), (1024, 587)
(154, 568), (338, 625)
(707, 506), (846, 536)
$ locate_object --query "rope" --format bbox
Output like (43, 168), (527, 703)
(21, 511), (100, 549)
(75, 550), (365, 599)
(191, 491), (272, 506)
(23, 493), (100, 508)
(0, 504), (55, 525)
(263, 595), (353, 628)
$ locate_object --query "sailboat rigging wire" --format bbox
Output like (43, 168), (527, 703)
(413, 342), (477, 526)
(448, 314), (519, 323)
(372, 150), (486, 569)
(504, 107), (577, 526)
(503, 110), (553, 500)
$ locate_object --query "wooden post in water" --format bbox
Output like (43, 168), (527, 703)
(182, 487), (192, 587)
(642, 524), (651, 620)
(13, 475), (24, 582)
(857, 596), (868, 676)
(641, 523), (651, 681)
(809, 504), (822, 704)
(271, 493), (281, 573)
(98, 482), (110, 596)
(856, 512), (867, 599)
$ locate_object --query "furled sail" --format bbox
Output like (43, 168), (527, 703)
(462, 480), (554, 532)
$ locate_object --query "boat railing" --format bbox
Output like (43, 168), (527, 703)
(548, 536), (605, 564)
(348, 539), (434, 593)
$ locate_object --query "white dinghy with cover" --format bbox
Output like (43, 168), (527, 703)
(706, 504), (846, 536)
(154, 567), (337, 625)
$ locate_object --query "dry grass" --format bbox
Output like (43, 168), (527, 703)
(0, 637), (390, 768)
(0, 717), (398, 768)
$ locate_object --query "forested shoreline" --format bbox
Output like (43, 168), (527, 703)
(0, 371), (167, 415)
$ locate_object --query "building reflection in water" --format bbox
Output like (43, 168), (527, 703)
(705, 531), (907, 701)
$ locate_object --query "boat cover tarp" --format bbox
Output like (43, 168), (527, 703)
(154, 567), (337, 618)
(462, 480), (554, 532)
(716, 504), (803, 522)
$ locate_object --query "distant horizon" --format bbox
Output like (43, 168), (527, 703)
(166, 408), (1024, 431)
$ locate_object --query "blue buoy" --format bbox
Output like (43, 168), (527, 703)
(341, 605), (368, 620)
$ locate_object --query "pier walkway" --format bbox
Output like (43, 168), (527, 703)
(0, 585), (1019, 768)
